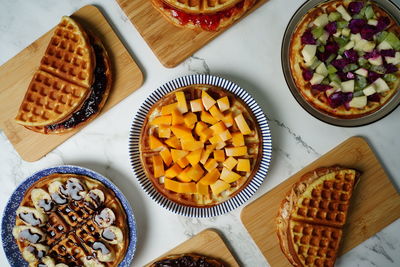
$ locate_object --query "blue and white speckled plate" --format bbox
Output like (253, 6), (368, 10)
(129, 74), (272, 217)
(1, 165), (137, 267)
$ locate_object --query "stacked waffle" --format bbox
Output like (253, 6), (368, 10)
(277, 166), (359, 267)
(13, 173), (128, 266)
(151, 0), (256, 31)
(15, 16), (111, 134)
(140, 85), (262, 207)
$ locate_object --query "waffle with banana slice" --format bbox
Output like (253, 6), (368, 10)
(13, 173), (128, 267)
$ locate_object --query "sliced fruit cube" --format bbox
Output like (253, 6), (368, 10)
(150, 135), (164, 150)
(196, 182), (209, 195)
(220, 167), (241, 183)
(152, 155), (165, 178)
(222, 112), (234, 127)
(158, 125), (171, 138)
(187, 164), (205, 182)
(186, 149), (203, 166)
(210, 180), (230, 195)
(199, 128), (213, 143)
(177, 167), (192, 182)
(219, 129), (232, 142)
(204, 158), (218, 172)
(199, 169), (220, 185)
(190, 99), (204, 112)
(201, 90), (216, 110)
(195, 121), (208, 136)
(170, 125), (195, 141)
(201, 111), (218, 125)
(160, 148), (173, 166)
(181, 140), (204, 152)
(177, 157), (190, 168)
(234, 114), (252, 135)
(210, 121), (227, 135)
(200, 144), (217, 164)
(175, 91), (188, 113)
(165, 179), (196, 193)
(223, 157), (238, 170)
(183, 112), (197, 129)
(215, 141), (226, 150)
(225, 146), (247, 157)
(165, 136), (181, 149)
(236, 159), (250, 172)
(171, 109), (184, 125)
(165, 164), (183, 178)
(171, 149), (189, 163)
(209, 105), (224, 121)
(150, 115), (172, 126)
(161, 103), (178, 115)
(209, 135), (223, 145)
(217, 96), (230, 112)
(231, 132), (245, 146)
(213, 150), (225, 162)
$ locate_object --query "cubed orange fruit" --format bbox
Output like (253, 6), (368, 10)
(171, 109), (184, 125)
(209, 134), (223, 145)
(152, 155), (164, 178)
(204, 158), (218, 172)
(160, 148), (173, 166)
(175, 91), (188, 113)
(209, 105), (224, 121)
(186, 148), (202, 166)
(223, 157), (237, 170)
(219, 129), (232, 141)
(158, 125), (171, 138)
(236, 159), (250, 172)
(164, 179), (196, 193)
(220, 167), (241, 183)
(177, 167), (192, 182)
(161, 103), (178, 115)
(210, 180), (230, 195)
(150, 115), (172, 126)
(150, 135), (164, 150)
(177, 157), (190, 168)
(225, 146), (247, 157)
(217, 96), (230, 112)
(200, 144), (217, 164)
(194, 121), (208, 136)
(201, 90), (216, 110)
(222, 112), (234, 128)
(232, 132), (245, 146)
(165, 136), (181, 149)
(234, 113), (252, 135)
(210, 121), (227, 135)
(213, 150), (225, 162)
(199, 169), (220, 185)
(170, 125), (195, 141)
(190, 99), (204, 112)
(165, 164), (183, 178)
(181, 140), (204, 151)
(215, 141), (226, 150)
(199, 128), (213, 143)
(171, 149), (189, 163)
(200, 111), (218, 125)
(196, 182), (209, 195)
(186, 164), (205, 182)
(183, 112), (197, 129)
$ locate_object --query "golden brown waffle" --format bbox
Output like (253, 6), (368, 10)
(13, 173), (128, 267)
(150, 253), (226, 266)
(276, 166), (359, 267)
(139, 85), (262, 207)
(162, 0), (243, 14)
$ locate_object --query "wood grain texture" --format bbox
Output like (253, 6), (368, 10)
(0, 5), (143, 162)
(116, 0), (269, 68)
(144, 229), (239, 267)
(241, 136), (400, 266)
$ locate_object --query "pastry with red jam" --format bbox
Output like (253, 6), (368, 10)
(151, 0), (256, 31)
(290, 0), (400, 118)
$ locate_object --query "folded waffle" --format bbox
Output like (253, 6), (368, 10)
(13, 173), (128, 267)
(150, 253), (225, 266)
(15, 16), (111, 134)
(151, 0), (257, 31)
(276, 166), (360, 267)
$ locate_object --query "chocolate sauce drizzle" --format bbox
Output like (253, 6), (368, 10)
(154, 255), (217, 267)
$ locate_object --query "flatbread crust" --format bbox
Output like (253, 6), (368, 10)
(290, 0), (400, 118)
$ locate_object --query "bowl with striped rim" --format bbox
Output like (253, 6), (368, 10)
(129, 74), (272, 217)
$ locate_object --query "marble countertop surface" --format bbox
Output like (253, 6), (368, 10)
(0, 0), (399, 266)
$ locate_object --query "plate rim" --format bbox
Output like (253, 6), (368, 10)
(281, 0), (400, 127)
(1, 165), (137, 267)
(129, 74), (272, 217)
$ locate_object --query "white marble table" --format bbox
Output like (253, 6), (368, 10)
(0, 0), (399, 266)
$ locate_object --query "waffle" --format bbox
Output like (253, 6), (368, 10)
(276, 166), (360, 266)
(139, 85), (262, 207)
(13, 173), (128, 267)
(151, 0), (256, 31)
(150, 253), (226, 266)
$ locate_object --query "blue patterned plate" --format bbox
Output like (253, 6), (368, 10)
(129, 74), (272, 217)
(1, 165), (137, 267)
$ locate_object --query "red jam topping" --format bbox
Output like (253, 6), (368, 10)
(163, 1), (245, 31)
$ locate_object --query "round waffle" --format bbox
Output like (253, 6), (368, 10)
(13, 173), (128, 267)
(139, 85), (262, 207)
(150, 253), (225, 266)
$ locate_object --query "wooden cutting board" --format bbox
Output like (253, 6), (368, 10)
(116, 0), (269, 68)
(144, 229), (239, 266)
(0, 5), (143, 162)
(241, 136), (400, 266)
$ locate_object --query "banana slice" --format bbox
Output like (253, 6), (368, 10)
(48, 181), (68, 205)
(12, 225), (45, 244)
(94, 208), (115, 228)
(101, 226), (123, 245)
(81, 256), (105, 267)
(60, 178), (87, 201)
(22, 244), (48, 263)
(31, 189), (54, 212)
(92, 241), (115, 262)
(84, 189), (105, 210)
(16, 206), (47, 226)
